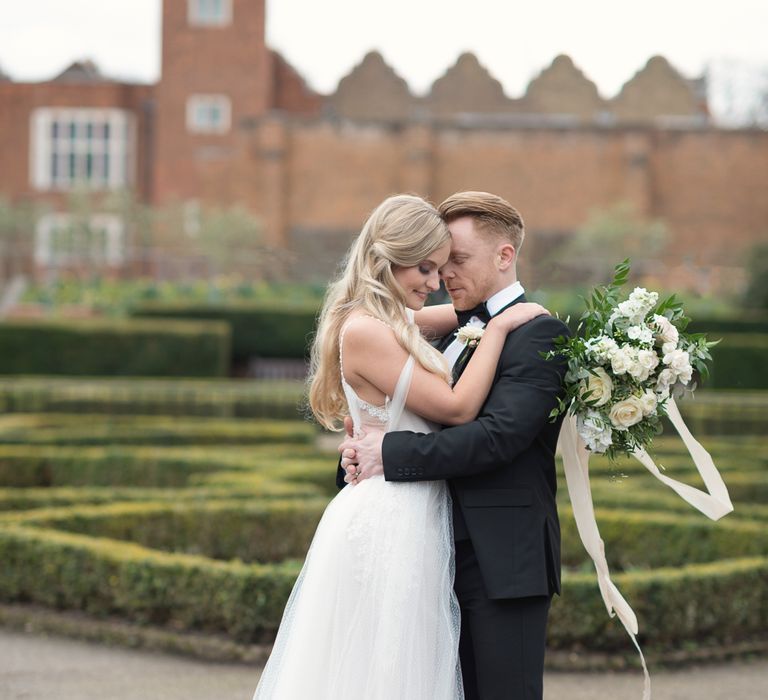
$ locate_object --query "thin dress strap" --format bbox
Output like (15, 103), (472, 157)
(386, 355), (415, 430)
(339, 314), (414, 432)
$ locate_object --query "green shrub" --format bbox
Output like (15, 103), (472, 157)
(0, 414), (316, 447)
(688, 314), (768, 335)
(705, 334), (768, 390)
(0, 377), (304, 419)
(131, 302), (319, 360)
(0, 318), (230, 377)
(6, 499), (328, 563)
(1, 524), (765, 648)
(0, 443), (327, 488)
(551, 557), (768, 651)
(0, 525), (299, 639)
(570, 486), (768, 521)
(559, 508), (768, 571)
(0, 481), (324, 511)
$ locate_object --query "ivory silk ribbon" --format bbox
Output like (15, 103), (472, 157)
(556, 397), (734, 700)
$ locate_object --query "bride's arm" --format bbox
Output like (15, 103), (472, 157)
(342, 303), (548, 426)
(412, 303), (458, 340)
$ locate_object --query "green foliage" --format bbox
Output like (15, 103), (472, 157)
(0, 442), (322, 489)
(132, 302), (319, 360)
(21, 277), (326, 317)
(550, 557), (768, 651)
(743, 241), (768, 310)
(705, 334), (768, 389)
(5, 499), (328, 564)
(0, 376), (304, 419)
(0, 414), (316, 447)
(0, 525), (301, 640)
(541, 201), (668, 286)
(0, 318), (230, 377)
(688, 314), (768, 335)
(0, 377), (765, 657)
(559, 507), (768, 571)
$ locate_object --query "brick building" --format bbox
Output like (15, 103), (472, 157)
(1, 0), (766, 291)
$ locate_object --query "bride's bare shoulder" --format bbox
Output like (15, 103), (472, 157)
(342, 314), (397, 346)
(341, 315), (407, 369)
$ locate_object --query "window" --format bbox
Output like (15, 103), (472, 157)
(186, 94), (231, 134)
(30, 108), (134, 191)
(35, 213), (125, 266)
(188, 0), (232, 26)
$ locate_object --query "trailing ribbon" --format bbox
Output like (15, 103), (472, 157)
(557, 398), (734, 700)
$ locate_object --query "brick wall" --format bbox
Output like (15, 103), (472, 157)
(0, 80), (152, 205)
(241, 119), (768, 283)
(153, 0), (272, 204)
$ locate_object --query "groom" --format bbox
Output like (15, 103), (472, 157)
(339, 191), (570, 700)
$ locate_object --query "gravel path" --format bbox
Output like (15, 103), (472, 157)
(2, 628), (767, 699)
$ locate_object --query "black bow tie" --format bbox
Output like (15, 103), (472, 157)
(456, 302), (491, 327)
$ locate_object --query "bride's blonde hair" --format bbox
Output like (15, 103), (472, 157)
(308, 194), (453, 430)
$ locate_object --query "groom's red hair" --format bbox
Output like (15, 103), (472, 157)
(438, 191), (525, 251)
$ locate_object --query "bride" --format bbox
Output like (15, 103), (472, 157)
(253, 194), (547, 699)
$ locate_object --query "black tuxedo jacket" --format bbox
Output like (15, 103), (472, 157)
(336, 297), (569, 600)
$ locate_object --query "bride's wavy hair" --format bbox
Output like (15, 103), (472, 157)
(308, 194), (452, 430)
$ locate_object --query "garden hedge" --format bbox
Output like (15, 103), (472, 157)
(131, 302), (319, 360)
(705, 334), (768, 390)
(1, 523), (765, 649)
(0, 442), (323, 487)
(688, 314), (768, 336)
(0, 377), (304, 419)
(4, 499), (328, 564)
(0, 414), (315, 447)
(0, 318), (230, 377)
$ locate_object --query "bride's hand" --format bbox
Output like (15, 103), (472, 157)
(490, 302), (550, 333)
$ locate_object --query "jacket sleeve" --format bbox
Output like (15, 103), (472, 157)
(382, 316), (569, 482)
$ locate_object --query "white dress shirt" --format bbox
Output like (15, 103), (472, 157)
(443, 281), (526, 370)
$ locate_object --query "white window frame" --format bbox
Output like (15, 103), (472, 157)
(188, 0), (232, 27)
(29, 108), (135, 191)
(35, 213), (125, 267)
(186, 94), (231, 134)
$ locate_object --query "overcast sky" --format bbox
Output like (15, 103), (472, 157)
(2, 0), (767, 117)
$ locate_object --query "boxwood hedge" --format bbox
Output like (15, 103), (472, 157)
(0, 318), (230, 377)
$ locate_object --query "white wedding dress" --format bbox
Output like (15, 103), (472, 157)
(253, 331), (463, 699)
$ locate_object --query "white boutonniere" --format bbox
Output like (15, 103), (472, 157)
(457, 325), (485, 348)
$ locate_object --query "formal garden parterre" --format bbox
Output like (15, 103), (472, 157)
(0, 377), (766, 665)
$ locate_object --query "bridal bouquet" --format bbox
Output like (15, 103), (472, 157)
(545, 260), (718, 459)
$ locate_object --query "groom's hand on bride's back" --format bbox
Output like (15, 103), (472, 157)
(339, 430), (385, 483)
(339, 416), (358, 485)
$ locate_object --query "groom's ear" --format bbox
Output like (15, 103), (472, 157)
(496, 243), (516, 271)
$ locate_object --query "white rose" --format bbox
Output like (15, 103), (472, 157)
(656, 368), (676, 393)
(609, 396), (645, 430)
(664, 349), (692, 377)
(661, 341), (678, 356)
(457, 325), (484, 347)
(637, 349), (660, 372)
(579, 367), (613, 407)
(627, 360), (650, 382)
(639, 389), (658, 416)
(676, 365), (694, 386)
(610, 347), (632, 375)
(652, 315), (679, 347)
(577, 410), (613, 453)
